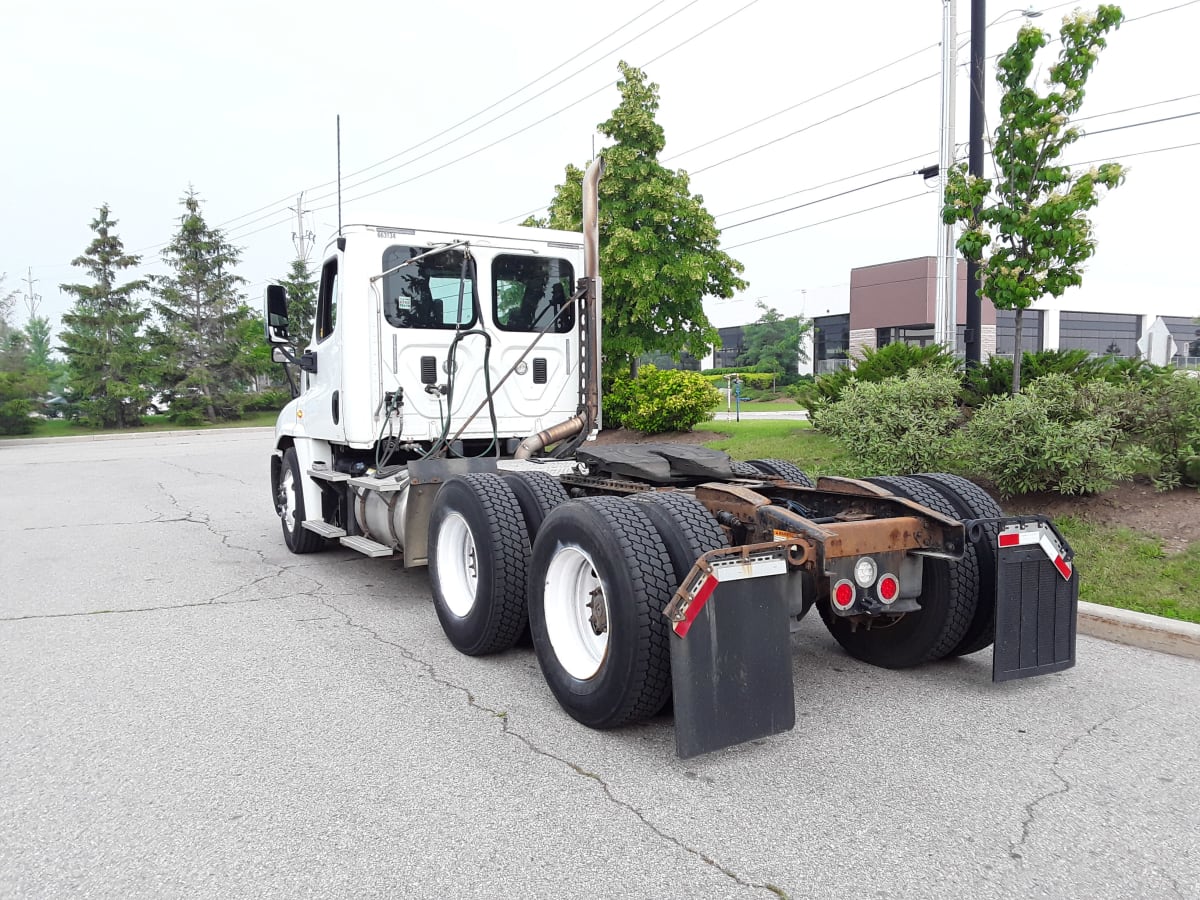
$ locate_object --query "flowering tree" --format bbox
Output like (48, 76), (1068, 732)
(944, 5), (1126, 393)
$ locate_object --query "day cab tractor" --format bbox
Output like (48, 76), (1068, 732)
(264, 157), (1078, 758)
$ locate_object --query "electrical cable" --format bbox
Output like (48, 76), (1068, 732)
(722, 192), (929, 251)
(720, 172), (918, 231)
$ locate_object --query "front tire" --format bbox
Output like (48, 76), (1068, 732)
(276, 447), (325, 554)
(428, 474), (530, 656)
(528, 498), (675, 729)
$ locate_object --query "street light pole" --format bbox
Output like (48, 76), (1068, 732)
(935, 0), (959, 354)
(966, 0), (986, 366)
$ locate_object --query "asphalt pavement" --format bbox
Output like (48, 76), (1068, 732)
(2, 429), (1197, 899)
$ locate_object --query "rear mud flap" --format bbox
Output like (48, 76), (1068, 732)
(669, 572), (796, 759)
(989, 517), (1078, 682)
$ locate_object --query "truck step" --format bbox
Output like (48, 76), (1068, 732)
(308, 467), (351, 482)
(302, 520), (346, 539)
(339, 535), (394, 558)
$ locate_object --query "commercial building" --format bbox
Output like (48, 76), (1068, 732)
(809, 256), (1199, 373)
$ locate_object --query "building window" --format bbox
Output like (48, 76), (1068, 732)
(876, 324), (966, 350)
(1058, 311), (1140, 358)
(995, 309), (1043, 356)
(813, 314), (850, 364)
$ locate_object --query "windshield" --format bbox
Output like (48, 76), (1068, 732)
(381, 245), (476, 329)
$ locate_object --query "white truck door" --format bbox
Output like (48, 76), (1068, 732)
(300, 254), (346, 442)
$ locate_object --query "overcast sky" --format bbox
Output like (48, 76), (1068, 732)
(2, 0), (1196, 335)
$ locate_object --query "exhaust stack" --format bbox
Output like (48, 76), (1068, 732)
(515, 155), (604, 460)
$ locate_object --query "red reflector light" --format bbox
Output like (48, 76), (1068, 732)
(832, 579), (855, 610)
(998, 532), (1021, 547)
(878, 574), (899, 603)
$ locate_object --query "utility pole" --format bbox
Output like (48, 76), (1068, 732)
(290, 193), (315, 261)
(966, 0), (986, 366)
(22, 267), (41, 318)
(935, 0), (959, 354)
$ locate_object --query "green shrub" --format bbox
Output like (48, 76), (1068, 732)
(0, 398), (35, 435)
(958, 348), (1144, 407)
(959, 373), (1139, 496)
(1118, 371), (1200, 489)
(605, 365), (721, 434)
(811, 369), (963, 476)
(239, 389), (291, 412)
(796, 342), (959, 417)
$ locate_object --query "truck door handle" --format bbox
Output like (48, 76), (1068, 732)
(332, 390), (340, 425)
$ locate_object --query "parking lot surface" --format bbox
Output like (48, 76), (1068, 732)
(2, 429), (1198, 899)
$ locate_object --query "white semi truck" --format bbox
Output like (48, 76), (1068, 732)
(265, 158), (1079, 757)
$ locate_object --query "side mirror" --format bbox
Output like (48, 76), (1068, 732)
(264, 285), (290, 345)
(272, 347), (290, 364)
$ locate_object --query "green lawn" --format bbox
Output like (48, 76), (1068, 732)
(1056, 518), (1200, 624)
(720, 398), (805, 412)
(695, 419), (850, 477)
(0, 410), (280, 441)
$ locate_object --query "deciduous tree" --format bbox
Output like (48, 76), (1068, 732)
(944, 5), (1125, 393)
(546, 62), (746, 377)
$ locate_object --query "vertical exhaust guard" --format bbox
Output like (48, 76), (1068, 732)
(515, 156), (604, 459)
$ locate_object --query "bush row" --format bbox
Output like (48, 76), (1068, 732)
(813, 366), (1200, 496)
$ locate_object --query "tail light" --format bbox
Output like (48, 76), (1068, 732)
(832, 579), (856, 611)
(877, 573), (899, 604)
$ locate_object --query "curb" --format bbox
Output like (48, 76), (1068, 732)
(1077, 601), (1200, 662)
(0, 426), (275, 447)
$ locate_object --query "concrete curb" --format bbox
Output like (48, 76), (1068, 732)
(0, 426), (275, 447)
(1077, 600), (1200, 662)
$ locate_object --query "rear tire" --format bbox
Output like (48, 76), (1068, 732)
(746, 458), (814, 487)
(910, 473), (1003, 657)
(428, 474), (530, 656)
(500, 471), (570, 541)
(528, 498), (675, 728)
(816, 475), (978, 669)
(277, 447), (326, 554)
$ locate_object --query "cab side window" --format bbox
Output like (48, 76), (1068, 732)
(316, 257), (338, 342)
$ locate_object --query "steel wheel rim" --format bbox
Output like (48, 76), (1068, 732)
(280, 466), (298, 532)
(543, 545), (609, 680)
(437, 513), (479, 617)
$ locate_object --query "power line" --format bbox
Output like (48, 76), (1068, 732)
(713, 150), (935, 218)
(723, 192), (929, 251)
(1065, 138), (1200, 167)
(666, 42), (940, 162)
(690, 71), (939, 176)
(721, 172), (919, 231)
(215, 0), (681, 230)
(302, 0), (764, 216)
(1083, 109), (1199, 137)
(1074, 91), (1200, 124)
(293, 0), (713, 211)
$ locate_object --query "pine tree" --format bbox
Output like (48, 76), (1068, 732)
(546, 62), (746, 378)
(279, 256), (317, 352)
(152, 188), (247, 423)
(59, 205), (152, 428)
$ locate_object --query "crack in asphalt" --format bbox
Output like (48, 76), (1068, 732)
(1009, 700), (1151, 864)
(316, 597), (787, 899)
(160, 459), (256, 489)
(0, 595), (291, 622)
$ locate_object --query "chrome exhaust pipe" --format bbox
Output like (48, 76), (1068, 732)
(515, 155), (604, 460)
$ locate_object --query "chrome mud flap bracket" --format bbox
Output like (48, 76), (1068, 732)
(974, 516), (1079, 683)
(664, 547), (796, 759)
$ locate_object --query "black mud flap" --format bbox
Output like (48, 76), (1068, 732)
(668, 568), (796, 759)
(989, 517), (1078, 683)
